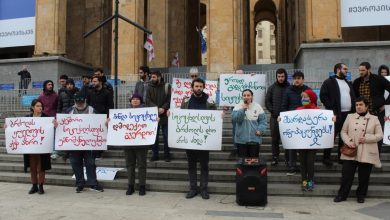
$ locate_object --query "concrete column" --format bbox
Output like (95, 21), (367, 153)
(305, 0), (342, 42)
(35, 0), (67, 55)
(168, 0), (187, 67)
(148, 0), (168, 67)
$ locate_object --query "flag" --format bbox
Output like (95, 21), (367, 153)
(197, 27), (207, 54)
(144, 34), (155, 62)
(171, 52), (179, 67)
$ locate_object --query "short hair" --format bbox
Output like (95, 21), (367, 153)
(235, 69), (244, 74)
(139, 66), (150, 74)
(94, 67), (104, 74)
(355, 96), (369, 107)
(292, 71), (304, 79)
(191, 78), (205, 88)
(378, 65), (390, 76)
(334, 63), (345, 74)
(92, 76), (103, 82)
(242, 89), (253, 96)
(30, 99), (44, 112)
(276, 68), (287, 75)
(82, 74), (91, 79)
(359, 62), (371, 70)
(151, 71), (162, 77)
(59, 74), (68, 80)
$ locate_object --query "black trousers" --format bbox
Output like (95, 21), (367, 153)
(186, 150), (209, 191)
(270, 117), (281, 159)
(298, 150), (316, 181)
(237, 143), (259, 158)
(337, 160), (373, 199)
(324, 111), (349, 161)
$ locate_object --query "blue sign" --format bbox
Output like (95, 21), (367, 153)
(74, 80), (83, 89)
(21, 95), (39, 107)
(0, 83), (14, 90)
(329, 72), (352, 81)
(32, 81), (44, 89)
(0, 0), (35, 20)
(312, 88), (321, 103)
(107, 79), (121, 86)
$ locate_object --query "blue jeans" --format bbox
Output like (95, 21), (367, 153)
(152, 124), (170, 158)
(69, 151), (97, 187)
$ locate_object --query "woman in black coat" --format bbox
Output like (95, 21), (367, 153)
(23, 99), (52, 194)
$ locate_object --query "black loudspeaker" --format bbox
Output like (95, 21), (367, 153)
(236, 158), (267, 206)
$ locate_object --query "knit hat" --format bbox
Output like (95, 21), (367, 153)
(66, 78), (75, 86)
(73, 92), (86, 102)
(129, 93), (144, 104)
(303, 89), (317, 105)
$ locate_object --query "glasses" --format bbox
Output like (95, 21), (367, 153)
(191, 75), (198, 78)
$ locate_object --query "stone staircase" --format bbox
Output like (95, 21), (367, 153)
(0, 111), (389, 197)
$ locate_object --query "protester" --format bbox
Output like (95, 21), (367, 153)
(134, 66), (150, 101)
(93, 68), (113, 94)
(232, 89), (267, 158)
(334, 97), (382, 203)
(24, 99), (52, 194)
(265, 68), (289, 166)
(38, 80), (58, 117)
(145, 71), (172, 162)
(180, 78), (217, 199)
(58, 74), (69, 95)
(80, 74), (92, 99)
(123, 94), (150, 196)
(57, 79), (79, 113)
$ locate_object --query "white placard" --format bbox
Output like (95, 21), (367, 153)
(279, 109), (334, 149)
(383, 105), (390, 145)
(219, 74), (266, 107)
(5, 117), (54, 154)
(168, 109), (223, 150)
(55, 114), (108, 151)
(170, 78), (218, 109)
(107, 107), (158, 146)
(72, 167), (124, 181)
(341, 0), (390, 27)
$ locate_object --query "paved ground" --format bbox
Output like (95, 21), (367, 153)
(0, 182), (389, 220)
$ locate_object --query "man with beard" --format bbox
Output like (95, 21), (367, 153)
(58, 74), (69, 96)
(320, 63), (355, 165)
(57, 79), (79, 113)
(134, 66), (150, 101)
(145, 71), (172, 162)
(38, 80), (59, 117)
(180, 78), (216, 199)
(93, 68), (113, 95)
(265, 68), (290, 166)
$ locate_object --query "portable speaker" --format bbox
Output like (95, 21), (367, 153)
(236, 157), (267, 206)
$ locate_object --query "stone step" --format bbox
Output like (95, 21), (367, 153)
(0, 171), (389, 197)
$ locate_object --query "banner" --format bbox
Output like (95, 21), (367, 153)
(168, 109), (223, 150)
(55, 114), (108, 151)
(383, 105), (390, 145)
(219, 74), (266, 107)
(107, 107), (159, 146)
(72, 167), (124, 181)
(170, 78), (218, 109)
(279, 109), (334, 149)
(5, 117), (55, 154)
(341, 0), (390, 27)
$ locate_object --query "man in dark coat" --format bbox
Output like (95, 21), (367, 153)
(17, 65), (31, 96)
(320, 63), (356, 165)
(145, 71), (172, 162)
(265, 68), (289, 166)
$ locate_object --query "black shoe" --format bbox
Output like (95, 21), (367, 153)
(228, 150), (237, 160)
(323, 159), (333, 167)
(38, 184), (44, 194)
(139, 185), (146, 196)
(333, 196), (346, 203)
(357, 197), (365, 203)
(200, 190), (210, 200)
(150, 156), (159, 162)
(126, 185), (134, 195)
(271, 158), (279, 166)
(164, 154), (171, 162)
(90, 185), (104, 192)
(76, 186), (84, 193)
(186, 190), (198, 199)
(28, 184), (38, 194)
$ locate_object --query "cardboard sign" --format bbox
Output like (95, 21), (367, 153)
(383, 105), (390, 145)
(55, 114), (108, 151)
(219, 74), (266, 107)
(5, 117), (55, 154)
(170, 78), (218, 109)
(72, 167), (124, 181)
(168, 109), (223, 150)
(279, 109), (334, 149)
(107, 107), (159, 146)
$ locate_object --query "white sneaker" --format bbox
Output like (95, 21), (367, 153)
(50, 154), (58, 160)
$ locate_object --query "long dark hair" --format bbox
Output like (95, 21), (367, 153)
(30, 99), (44, 112)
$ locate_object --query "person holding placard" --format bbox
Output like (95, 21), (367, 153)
(24, 99), (52, 194)
(123, 94), (150, 196)
(180, 78), (216, 199)
(334, 97), (382, 203)
(232, 89), (267, 158)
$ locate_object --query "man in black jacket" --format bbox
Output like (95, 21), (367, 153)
(180, 78), (216, 200)
(265, 68), (289, 166)
(87, 76), (114, 115)
(17, 65), (31, 96)
(146, 71), (172, 162)
(320, 63), (356, 165)
(353, 62), (390, 154)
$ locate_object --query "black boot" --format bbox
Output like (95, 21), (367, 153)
(139, 185), (146, 196)
(38, 184), (44, 194)
(126, 185), (134, 195)
(29, 184), (38, 194)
